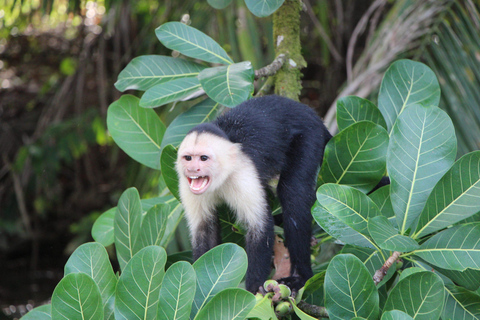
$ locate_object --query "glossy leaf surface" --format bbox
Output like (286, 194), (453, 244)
(244, 0), (285, 17)
(160, 144), (180, 201)
(387, 104), (456, 234)
(199, 62), (254, 107)
(158, 261), (196, 320)
(140, 77), (201, 108)
(194, 288), (256, 320)
(324, 254), (379, 320)
(319, 121), (388, 193)
(52, 273), (103, 320)
(191, 243), (247, 316)
(114, 246), (167, 320)
(156, 22), (233, 65)
(337, 96), (387, 131)
(384, 271), (444, 320)
(115, 55), (205, 92)
(368, 216), (419, 252)
(107, 95), (165, 170)
(414, 151), (480, 238)
(378, 59), (440, 132)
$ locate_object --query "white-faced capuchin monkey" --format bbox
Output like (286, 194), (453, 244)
(176, 95), (332, 293)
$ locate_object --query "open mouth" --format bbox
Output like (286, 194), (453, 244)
(187, 176), (210, 194)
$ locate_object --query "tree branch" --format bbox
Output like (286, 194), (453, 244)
(373, 251), (401, 285)
(254, 54), (286, 79)
(297, 301), (329, 318)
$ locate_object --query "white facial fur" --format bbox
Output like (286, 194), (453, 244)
(176, 131), (268, 239)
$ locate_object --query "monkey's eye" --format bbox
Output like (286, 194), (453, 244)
(184, 155), (192, 161)
(200, 155), (209, 161)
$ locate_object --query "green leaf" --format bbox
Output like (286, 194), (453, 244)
(161, 98), (222, 149)
(319, 121), (389, 193)
(194, 288), (256, 320)
(381, 310), (414, 320)
(336, 96), (387, 131)
(246, 293), (277, 320)
(368, 185), (394, 219)
(414, 151), (480, 239)
(316, 183), (380, 240)
(21, 304), (51, 320)
(114, 187), (142, 271)
(52, 273), (103, 320)
(115, 55), (205, 92)
(415, 222), (480, 271)
(140, 77), (202, 108)
(384, 271), (444, 320)
(387, 104), (456, 234)
(368, 216), (419, 252)
(160, 144), (180, 201)
(199, 62), (254, 107)
(324, 254), (379, 320)
(191, 243), (248, 316)
(244, 0), (285, 17)
(107, 95), (165, 170)
(378, 59), (441, 132)
(139, 204), (168, 248)
(207, 0), (233, 9)
(114, 246), (167, 320)
(340, 245), (396, 287)
(443, 284), (480, 320)
(64, 242), (117, 318)
(312, 200), (376, 249)
(434, 267), (480, 291)
(91, 207), (115, 247)
(156, 22), (233, 65)
(158, 261), (196, 320)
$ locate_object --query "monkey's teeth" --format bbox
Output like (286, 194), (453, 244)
(189, 176), (209, 191)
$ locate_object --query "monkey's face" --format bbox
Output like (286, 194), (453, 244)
(176, 132), (238, 195)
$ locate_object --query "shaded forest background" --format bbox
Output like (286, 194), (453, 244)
(1, 0), (479, 317)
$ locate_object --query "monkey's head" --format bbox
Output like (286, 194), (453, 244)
(176, 130), (238, 195)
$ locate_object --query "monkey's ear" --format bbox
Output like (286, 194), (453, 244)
(227, 144), (241, 161)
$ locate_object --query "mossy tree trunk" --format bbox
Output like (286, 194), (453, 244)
(273, 0), (306, 100)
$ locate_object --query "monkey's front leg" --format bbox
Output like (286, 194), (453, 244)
(191, 215), (222, 260)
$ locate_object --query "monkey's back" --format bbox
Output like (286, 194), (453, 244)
(214, 95), (331, 183)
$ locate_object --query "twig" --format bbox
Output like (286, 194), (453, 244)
(303, 0), (342, 63)
(254, 54), (287, 79)
(373, 251), (401, 285)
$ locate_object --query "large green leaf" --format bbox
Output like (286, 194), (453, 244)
(312, 200), (376, 249)
(198, 62), (254, 107)
(114, 246), (167, 320)
(378, 59), (441, 132)
(384, 271), (444, 320)
(155, 22), (233, 65)
(319, 121), (389, 193)
(443, 284), (480, 320)
(107, 95), (165, 170)
(21, 304), (51, 320)
(161, 98), (222, 149)
(64, 242), (117, 320)
(381, 310), (414, 320)
(246, 293), (277, 320)
(336, 96), (387, 131)
(324, 254), (379, 320)
(244, 0), (285, 17)
(139, 204), (168, 248)
(91, 207), (115, 247)
(114, 187), (142, 271)
(160, 144), (180, 201)
(194, 288), (256, 320)
(115, 55), (205, 92)
(191, 243), (248, 316)
(52, 273), (103, 320)
(316, 184), (381, 237)
(140, 77), (202, 108)
(414, 222), (480, 271)
(157, 261), (196, 320)
(368, 216), (419, 252)
(387, 104), (456, 234)
(414, 151), (480, 239)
